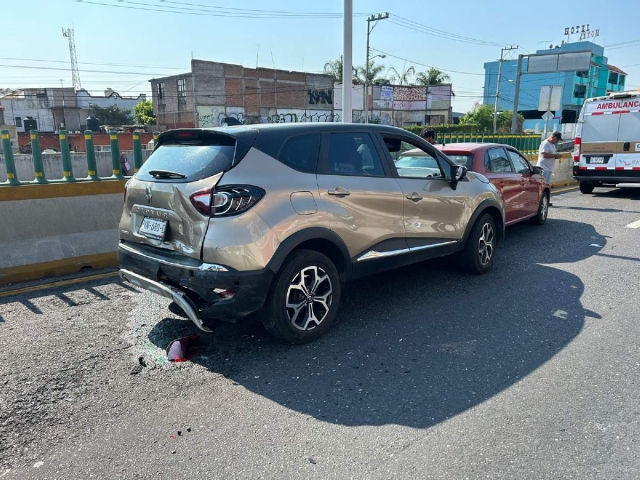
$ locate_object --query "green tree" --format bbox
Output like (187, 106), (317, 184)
(353, 60), (390, 84)
(459, 104), (494, 130)
(388, 65), (416, 85)
(415, 67), (451, 86)
(133, 100), (156, 126)
(89, 104), (133, 126)
(497, 109), (525, 133)
(323, 57), (344, 83)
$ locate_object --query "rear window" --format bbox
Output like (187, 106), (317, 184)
(136, 131), (237, 183)
(443, 153), (474, 170)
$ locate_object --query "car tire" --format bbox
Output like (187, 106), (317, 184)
(260, 249), (341, 344)
(579, 181), (595, 194)
(460, 213), (497, 275)
(531, 191), (550, 225)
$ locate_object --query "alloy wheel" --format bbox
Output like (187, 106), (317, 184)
(286, 266), (333, 331)
(477, 222), (495, 267)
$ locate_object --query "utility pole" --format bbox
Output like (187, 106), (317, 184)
(342, 0), (353, 122)
(364, 12), (389, 123)
(511, 54), (524, 134)
(62, 28), (81, 91)
(60, 79), (66, 131)
(493, 45), (518, 133)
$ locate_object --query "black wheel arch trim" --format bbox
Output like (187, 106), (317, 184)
(462, 199), (506, 245)
(267, 227), (353, 281)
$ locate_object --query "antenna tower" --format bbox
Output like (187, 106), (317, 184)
(62, 28), (81, 91)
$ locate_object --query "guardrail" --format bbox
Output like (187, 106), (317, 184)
(434, 133), (542, 155)
(1, 129), (159, 186)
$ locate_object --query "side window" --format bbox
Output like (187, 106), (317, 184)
(381, 136), (448, 179)
(277, 134), (320, 173)
(322, 133), (385, 177)
(507, 150), (531, 174)
(485, 148), (513, 174)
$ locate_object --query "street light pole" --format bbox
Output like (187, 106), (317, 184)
(342, 0), (353, 122)
(364, 12), (389, 124)
(493, 45), (518, 133)
(511, 54), (524, 134)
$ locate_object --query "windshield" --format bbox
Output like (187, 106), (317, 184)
(136, 132), (236, 183)
(442, 153), (474, 170)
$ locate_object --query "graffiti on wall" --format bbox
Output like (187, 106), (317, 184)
(307, 89), (333, 105)
(265, 110), (338, 123)
(196, 106), (246, 127)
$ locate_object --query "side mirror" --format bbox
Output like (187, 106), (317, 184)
(532, 166), (543, 175)
(450, 165), (467, 190)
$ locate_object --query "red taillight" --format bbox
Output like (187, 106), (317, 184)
(573, 136), (581, 162)
(190, 188), (214, 216)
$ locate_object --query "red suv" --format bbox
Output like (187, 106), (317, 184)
(438, 143), (550, 226)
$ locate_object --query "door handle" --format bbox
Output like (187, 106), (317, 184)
(406, 192), (423, 202)
(328, 187), (350, 196)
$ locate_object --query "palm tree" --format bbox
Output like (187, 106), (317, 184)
(415, 67), (451, 86)
(388, 65), (415, 86)
(323, 57), (343, 83)
(353, 61), (389, 85)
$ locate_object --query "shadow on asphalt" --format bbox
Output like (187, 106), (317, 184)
(593, 187), (640, 200)
(147, 219), (604, 429)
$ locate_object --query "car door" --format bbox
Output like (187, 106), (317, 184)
(484, 147), (523, 224)
(377, 133), (468, 254)
(316, 131), (406, 271)
(507, 148), (539, 215)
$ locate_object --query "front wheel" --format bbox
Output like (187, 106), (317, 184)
(261, 249), (341, 344)
(531, 192), (550, 225)
(460, 214), (497, 274)
(579, 181), (595, 194)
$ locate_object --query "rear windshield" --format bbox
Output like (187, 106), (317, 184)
(136, 132), (235, 183)
(443, 153), (474, 170)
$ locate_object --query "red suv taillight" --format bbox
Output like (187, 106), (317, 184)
(190, 185), (265, 217)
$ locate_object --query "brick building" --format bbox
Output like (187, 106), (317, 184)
(150, 60), (335, 128)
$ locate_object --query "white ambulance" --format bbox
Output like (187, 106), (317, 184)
(573, 91), (640, 193)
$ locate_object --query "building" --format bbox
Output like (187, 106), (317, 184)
(150, 60), (454, 129)
(0, 87), (146, 133)
(483, 41), (627, 131)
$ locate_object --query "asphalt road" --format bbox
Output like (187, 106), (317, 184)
(1, 187), (639, 479)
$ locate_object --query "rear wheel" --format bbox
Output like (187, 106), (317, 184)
(531, 191), (550, 225)
(579, 181), (595, 194)
(460, 214), (497, 274)
(261, 249), (341, 344)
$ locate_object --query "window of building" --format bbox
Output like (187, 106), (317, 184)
(608, 72), (619, 85)
(15, 116), (22, 127)
(619, 75), (626, 87)
(277, 134), (321, 173)
(156, 82), (165, 102)
(574, 85), (587, 99)
(177, 78), (187, 105)
(576, 70), (589, 79)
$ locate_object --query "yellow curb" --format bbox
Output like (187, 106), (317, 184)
(0, 252), (117, 286)
(0, 180), (127, 202)
(0, 272), (119, 299)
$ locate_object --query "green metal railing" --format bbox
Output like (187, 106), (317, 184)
(0, 130), (151, 186)
(434, 133), (542, 155)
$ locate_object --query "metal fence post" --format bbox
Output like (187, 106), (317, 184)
(132, 132), (143, 173)
(59, 130), (76, 182)
(1, 129), (20, 185)
(109, 131), (125, 180)
(84, 130), (100, 181)
(30, 130), (47, 184)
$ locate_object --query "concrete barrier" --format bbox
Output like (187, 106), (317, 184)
(525, 152), (577, 189)
(0, 150), (152, 183)
(0, 181), (125, 285)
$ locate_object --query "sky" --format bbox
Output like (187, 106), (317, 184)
(1, 0), (639, 113)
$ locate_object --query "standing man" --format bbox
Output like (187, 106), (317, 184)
(538, 131), (562, 185)
(420, 129), (437, 145)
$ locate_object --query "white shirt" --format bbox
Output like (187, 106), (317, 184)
(538, 139), (557, 171)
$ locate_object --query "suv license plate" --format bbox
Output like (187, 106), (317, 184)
(588, 157), (605, 164)
(139, 217), (167, 240)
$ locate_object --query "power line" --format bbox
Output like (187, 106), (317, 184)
(0, 56), (187, 71)
(77, 0), (366, 18)
(370, 49), (485, 76)
(389, 15), (507, 47)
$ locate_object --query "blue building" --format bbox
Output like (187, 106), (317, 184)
(483, 41), (627, 131)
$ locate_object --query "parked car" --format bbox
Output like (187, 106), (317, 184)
(118, 124), (505, 344)
(427, 143), (550, 226)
